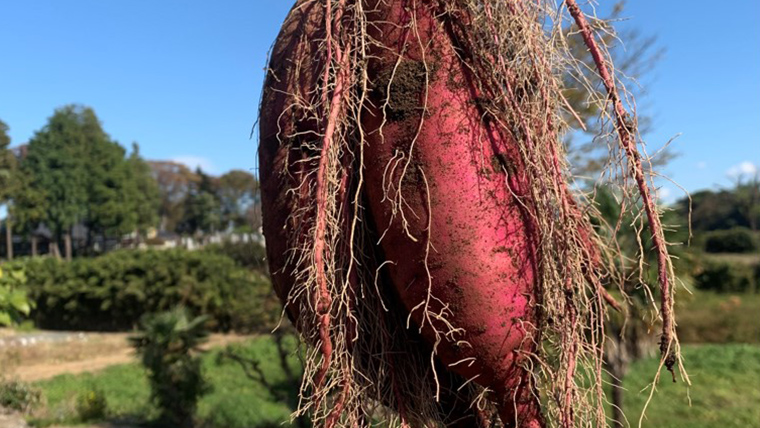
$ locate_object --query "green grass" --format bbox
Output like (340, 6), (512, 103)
(31, 365), (152, 425)
(31, 335), (302, 428)
(31, 336), (759, 428)
(620, 344), (760, 428)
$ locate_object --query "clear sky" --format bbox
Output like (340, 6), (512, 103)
(1, 1), (758, 203)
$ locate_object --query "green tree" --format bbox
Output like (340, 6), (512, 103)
(127, 143), (161, 239)
(217, 169), (258, 230)
(677, 190), (746, 232)
(10, 169), (48, 256)
(733, 172), (760, 232)
(0, 119), (18, 260)
(0, 263), (33, 327)
(87, 135), (138, 240)
(148, 161), (198, 232)
(20, 106), (94, 259)
(18, 105), (155, 257)
(178, 168), (221, 238)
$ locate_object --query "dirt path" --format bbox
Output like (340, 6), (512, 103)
(0, 331), (251, 382)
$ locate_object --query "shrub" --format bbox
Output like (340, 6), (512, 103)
(203, 240), (267, 273)
(704, 227), (758, 253)
(0, 263), (34, 327)
(694, 261), (756, 293)
(75, 387), (108, 421)
(130, 308), (210, 428)
(10, 248), (278, 332)
(0, 378), (42, 413)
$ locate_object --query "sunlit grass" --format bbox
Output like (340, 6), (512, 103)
(31, 335), (759, 427)
(31, 335), (301, 428)
(621, 344), (760, 428)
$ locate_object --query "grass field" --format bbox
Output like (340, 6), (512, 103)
(30, 335), (302, 428)
(29, 336), (759, 428)
(621, 344), (760, 428)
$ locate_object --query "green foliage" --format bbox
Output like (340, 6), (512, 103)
(19, 106), (95, 235)
(694, 260), (757, 293)
(0, 263), (33, 326)
(32, 365), (153, 426)
(677, 185), (760, 233)
(179, 192), (222, 236)
(13, 105), (160, 243)
(204, 240), (268, 273)
(128, 143), (161, 235)
(217, 170), (259, 229)
(130, 309), (210, 428)
(178, 168), (222, 236)
(12, 248), (277, 332)
(8, 168), (48, 236)
(75, 387), (108, 421)
(0, 119), (18, 203)
(147, 161), (199, 233)
(704, 227), (757, 253)
(0, 378), (42, 413)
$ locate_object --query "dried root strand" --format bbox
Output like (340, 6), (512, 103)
(565, 0), (679, 378)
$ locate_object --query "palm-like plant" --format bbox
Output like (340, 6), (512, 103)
(130, 308), (210, 428)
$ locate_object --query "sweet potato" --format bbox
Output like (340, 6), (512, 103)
(258, 1), (670, 427)
(260, 0), (542, 425)
(359, 3), (541, 425)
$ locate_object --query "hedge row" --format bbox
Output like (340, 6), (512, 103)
(694, 260), (759, 293)
(704, 227), (758, 253)
(10, 248), (280, 332)
(203, 240), (268, 273)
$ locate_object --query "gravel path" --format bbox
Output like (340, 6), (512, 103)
(0, 408), (28, 428)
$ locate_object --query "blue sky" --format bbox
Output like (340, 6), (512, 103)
(1, 1), (758, 203)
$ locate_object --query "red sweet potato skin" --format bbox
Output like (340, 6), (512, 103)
(360, 3), (542, 424)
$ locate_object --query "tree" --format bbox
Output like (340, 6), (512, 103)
(148, 161), (199, 232)
(87, 136), (138, 240)
(677, 190), (747, 232)
(732, 172), (760, 232)
(561, 2), (671, 177)
(127, 143), (161, 239)
(177, 168), (221, 238)
(9, 169), (48, 256)
(18, 105), (155, 258)
(217, 170), (258, 230)
(0, 119), (18, 260)
(20, 106), (94, 259)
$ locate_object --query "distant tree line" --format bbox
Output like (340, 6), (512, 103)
(676, 177), (760, 233)
(0, 105), (260, 261)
